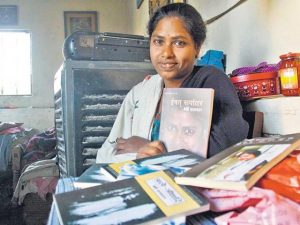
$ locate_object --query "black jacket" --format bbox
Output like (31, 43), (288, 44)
(181, 66), (249, 157)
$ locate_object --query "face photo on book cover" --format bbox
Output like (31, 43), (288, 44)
(160, 101), (209, 157)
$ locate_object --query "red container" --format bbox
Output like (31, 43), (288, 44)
(230, 71), (280, 101)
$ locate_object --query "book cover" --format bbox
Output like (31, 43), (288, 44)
(159, 88), (214, 158)
(175, 133), (300, 191)
(53, 170), (209, 225)
(101, 149), (204, 181)
(74, 164), (113, 189)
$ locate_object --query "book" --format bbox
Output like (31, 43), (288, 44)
(175, 133), (300, 191)
(73, 164), (113, 189)
(101, 149), (204, 181)
(53, 170), (210, 225)
(159, 88), (214, 158)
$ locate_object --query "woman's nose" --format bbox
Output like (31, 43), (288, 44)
(162, 44), (174, 58)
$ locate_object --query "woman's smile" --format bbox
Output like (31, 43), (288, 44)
(159, 61), (178, 70)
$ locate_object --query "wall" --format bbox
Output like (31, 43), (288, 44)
(130, 0), (150, 36)
(1, 0), (299, 130)
(132, 0), (300, 73)
(193, 0), (300, 73)
(0, 0), (135, 130)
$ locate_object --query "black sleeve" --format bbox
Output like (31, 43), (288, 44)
(181, 66), (249, 157)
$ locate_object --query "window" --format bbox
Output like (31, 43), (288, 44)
(0, 31), (31, 95)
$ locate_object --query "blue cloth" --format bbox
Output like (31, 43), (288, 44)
(0, 134), (14, 171)
(196, 50), (225, 72)
(151, 118), (160, 141)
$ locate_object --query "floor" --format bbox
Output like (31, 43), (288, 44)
(0, 168), (53, 225)
(0, 170), (25, 225)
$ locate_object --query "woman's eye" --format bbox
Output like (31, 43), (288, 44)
(152, 39), (163, 45)
(173, 40), (186, 47)
(167, 124), (178, 133)
(182, 127), (196, 136)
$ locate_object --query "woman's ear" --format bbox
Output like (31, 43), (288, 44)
(195, 45), (201, 58)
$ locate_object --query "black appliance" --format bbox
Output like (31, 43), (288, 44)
(54, 60), (155, 177)
(63, 32), (150, 62)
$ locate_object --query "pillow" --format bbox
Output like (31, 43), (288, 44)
(0, 122), (23, 132)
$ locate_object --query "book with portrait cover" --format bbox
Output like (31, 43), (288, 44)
(175, 133), (300, 191)
(53, 170), (209, 225)
(160, 88), (214, 158)
(100, 149), (204, 181)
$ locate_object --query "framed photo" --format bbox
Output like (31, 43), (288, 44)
(0, 5), (18, 25)
(64, 11), (98, 37)
(149, 0), (168, 16)
(149, 0), (186, 16)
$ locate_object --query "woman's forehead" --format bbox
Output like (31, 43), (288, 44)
(153, 16), (190, 37)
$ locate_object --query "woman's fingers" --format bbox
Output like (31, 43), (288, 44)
(137, 141), (166, 159)
(115, 136), (151, 154)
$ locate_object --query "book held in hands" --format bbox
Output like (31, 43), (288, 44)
(53, 170), (209, 225)
(160, 88), (214, 158)
(175, 133), (300, 191)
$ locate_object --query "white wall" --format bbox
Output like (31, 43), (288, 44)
(0, 0), (135, 130)
(130, 0), (150, 36)
(190, 0), (300, 73)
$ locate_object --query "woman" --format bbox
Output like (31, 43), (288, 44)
(96, 3), (248, 163)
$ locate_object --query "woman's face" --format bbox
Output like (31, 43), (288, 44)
(238, 153), (256, 161)
(150, 16), (200, 88)
(160, 110), (206, 156)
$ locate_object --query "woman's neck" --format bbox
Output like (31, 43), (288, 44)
(163, 67), (196, 88)
(163, 79), (183, 88)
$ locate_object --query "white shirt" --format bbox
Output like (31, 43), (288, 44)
(96, 75), (164, 163)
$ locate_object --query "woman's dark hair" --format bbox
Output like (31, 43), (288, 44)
(147, 3), (206, 48)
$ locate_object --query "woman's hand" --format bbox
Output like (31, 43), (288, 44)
(115, 136), (150, 155)
(136, 141), (166, 159)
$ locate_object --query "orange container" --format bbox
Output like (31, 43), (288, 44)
(230, 71), (280, 101)
(278, 52), (300, 96)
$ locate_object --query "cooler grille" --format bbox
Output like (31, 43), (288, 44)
(54, 60), (155, 177)
(54, 90), (68, 176)
(79, 92), (126, 167)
